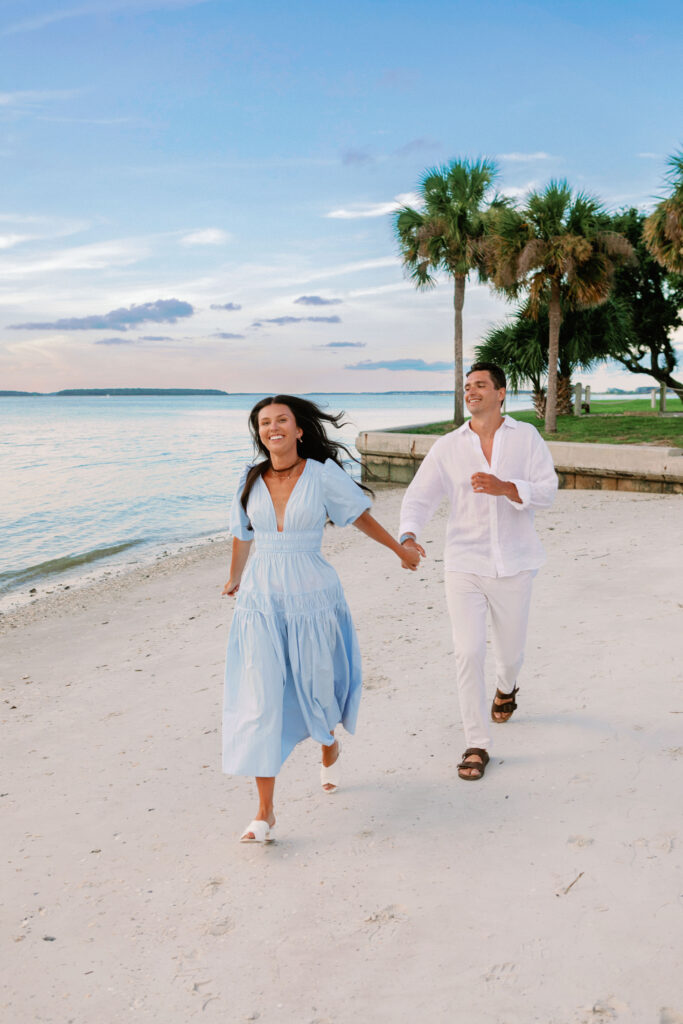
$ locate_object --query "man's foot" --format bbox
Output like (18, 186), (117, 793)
(321, 739), (341, 793)
(457, 748), (490, 781)
(491, 686), (519, 723)
(240, 811), (276, 842)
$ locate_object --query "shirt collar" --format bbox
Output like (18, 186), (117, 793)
(456, 414), (515, 435)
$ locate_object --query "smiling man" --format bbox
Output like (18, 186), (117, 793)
(399, 362), (558, 780)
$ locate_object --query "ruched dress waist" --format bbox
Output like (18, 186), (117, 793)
(252, 529), (323, 554)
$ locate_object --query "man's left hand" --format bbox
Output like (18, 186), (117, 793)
(471, 473), (520, 502)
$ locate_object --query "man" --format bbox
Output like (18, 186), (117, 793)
(399, 362), (558, 780)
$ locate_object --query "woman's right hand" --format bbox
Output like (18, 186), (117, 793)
(222, 578), (241, 596)
(399, 538), (424, 571)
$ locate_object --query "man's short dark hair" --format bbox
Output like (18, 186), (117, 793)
(467, 361), (506, 391)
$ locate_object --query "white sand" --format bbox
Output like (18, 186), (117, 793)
(2, 488), (682, 1024)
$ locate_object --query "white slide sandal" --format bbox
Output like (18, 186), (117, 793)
(239, 819), (274, 843)
(320, 739), (342, 793)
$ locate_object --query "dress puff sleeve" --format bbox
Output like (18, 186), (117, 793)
(321, 458), (371, 527)
(229, 464), (255, 541)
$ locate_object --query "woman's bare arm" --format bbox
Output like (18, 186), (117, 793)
(352, 510), (424, 570)
(222, 537), (253, 595)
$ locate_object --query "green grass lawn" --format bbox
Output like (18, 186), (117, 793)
(406, 398), (683, 447)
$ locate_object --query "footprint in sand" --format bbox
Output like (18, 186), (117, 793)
(201, 878), (224, 896)
(575, 995), (630, 1020)
(483, 962), (516, 982)
(364, 674), (390, 691)
(204, 916), (234, 936)
(363, 904), (407, 940)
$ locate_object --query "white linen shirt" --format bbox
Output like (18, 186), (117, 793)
(399, 416), (558, 577)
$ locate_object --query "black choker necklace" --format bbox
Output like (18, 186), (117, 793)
(270, 458), (302, 474)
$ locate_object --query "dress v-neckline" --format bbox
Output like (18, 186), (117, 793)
(261, 459), (309, 532)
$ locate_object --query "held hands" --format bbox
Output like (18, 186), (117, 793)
(400, 537), (425, 571)
(221, 578), (241, 596)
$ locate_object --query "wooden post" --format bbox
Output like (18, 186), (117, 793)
(660, 382), (667, 412)
(585, 385), (591, 412)
(651, 389), (657, 410)
(573, 382), (582, 416)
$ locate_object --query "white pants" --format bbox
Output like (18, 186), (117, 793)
(444, 570), (536, 750)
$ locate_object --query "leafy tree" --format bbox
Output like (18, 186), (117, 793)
(487, 181), (634, 432)
(475, 300), (632, 418)
(611, 208), (683, 403)
(394, 158), (501, 426)
(644, 150), (683, 273)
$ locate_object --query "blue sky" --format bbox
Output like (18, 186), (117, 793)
(1, 0), (682, 393)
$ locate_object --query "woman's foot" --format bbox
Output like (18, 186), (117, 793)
(321, 738), (341, 792)
(240, 810), (276, 842)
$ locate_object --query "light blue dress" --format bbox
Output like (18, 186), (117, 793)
(222, 458), (372, 777)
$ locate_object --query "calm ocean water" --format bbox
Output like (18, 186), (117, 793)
(1, 390), (543, 608)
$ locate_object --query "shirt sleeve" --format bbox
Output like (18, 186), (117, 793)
(507, 431), (558, 511)
(229, 464), (256, 540)
(399, 442), (447, 539)
(321, 459), (372, 526)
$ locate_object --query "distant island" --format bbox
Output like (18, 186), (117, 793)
(0, 388), (229, 397)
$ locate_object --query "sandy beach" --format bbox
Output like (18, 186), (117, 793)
(2, 486), (682, 1024)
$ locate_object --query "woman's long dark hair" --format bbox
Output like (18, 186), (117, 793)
(240, 394), (371, 526)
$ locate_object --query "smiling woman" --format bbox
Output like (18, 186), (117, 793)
(220, 394), (421, 843)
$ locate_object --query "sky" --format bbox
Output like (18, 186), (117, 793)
(1, 0), (682, 394)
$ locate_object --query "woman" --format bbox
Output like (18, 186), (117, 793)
(222, 395), (420, 842)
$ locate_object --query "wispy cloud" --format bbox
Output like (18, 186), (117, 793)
(284, 256), (400, 284)
(0, 238), (148, 277)
(251, 315), (342, 328)
(346, 358), (453, 371)
(0, 89), (80, 107)
(0, 234), (33, 250)
(94, 336), (134, 345)
(499, 152), (554, 162)
(181, 228), (231, 246)
(325, 192), (421, 219)
(210, 302), (241, 311)
(315, 341), (365, 349)
(12, 298), (194, 331)
(294, 295), (342, 306)
(637, 152), (661, 160)
(500, 181), (540, 201)
(1, 0), (212, 37)
(213, 331), (245, 339)
(139, 335), (173, 341)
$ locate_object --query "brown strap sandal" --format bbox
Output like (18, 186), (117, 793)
(457, 747), (490, 781)
(491, 685), (519, 723)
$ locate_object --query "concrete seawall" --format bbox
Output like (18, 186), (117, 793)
(355, 429), (683, 493)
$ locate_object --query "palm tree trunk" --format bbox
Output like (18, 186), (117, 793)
(533, 388), (546, 419)
(545, 278), (562, 432)
(453, 275), (466, 426)
(557, 374), (573, 415)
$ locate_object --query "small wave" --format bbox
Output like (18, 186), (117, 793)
(0, 540), (145, 592)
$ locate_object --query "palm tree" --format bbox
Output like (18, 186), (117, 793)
(475, 299), (632, 419)
(487, 181), (634, 432)
(394, 158), (500, 426)
(644, 150), (683, 273)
